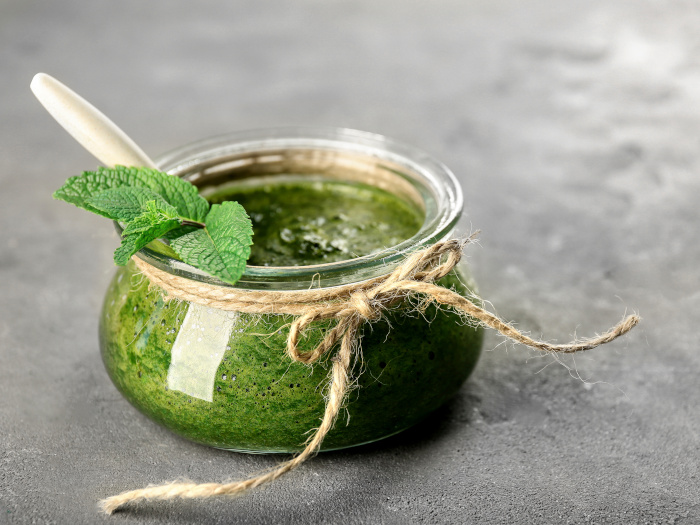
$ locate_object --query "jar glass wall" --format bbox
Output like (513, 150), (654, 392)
(99, 128), (483, 452)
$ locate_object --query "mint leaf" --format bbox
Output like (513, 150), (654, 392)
(54, 166), (255, 284)
(53, 166), (209, 221)
(114, 234), (146, 266)
(170, 201), (253, 284)
(86, 187), (178, 221)
(113, 201), (182, 265)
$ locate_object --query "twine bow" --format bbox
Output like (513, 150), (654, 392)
(101, 237), (639, 514)
(286, 237), (466, 365)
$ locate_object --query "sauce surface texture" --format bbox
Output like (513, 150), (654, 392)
(206, 178), (424, 266)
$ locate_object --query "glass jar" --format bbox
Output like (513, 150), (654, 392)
(99, 127), (483, 453)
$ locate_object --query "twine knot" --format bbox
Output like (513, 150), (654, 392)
(349, 290), (379, 321)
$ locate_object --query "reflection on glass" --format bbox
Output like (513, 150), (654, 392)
(167, 303), (238, 402)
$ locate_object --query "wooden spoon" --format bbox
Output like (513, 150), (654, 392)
(30, 72), (157, 168)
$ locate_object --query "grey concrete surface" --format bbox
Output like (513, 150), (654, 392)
(1, 1), (698, 523)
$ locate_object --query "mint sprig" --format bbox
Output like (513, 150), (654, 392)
(53, 166), (253, 285)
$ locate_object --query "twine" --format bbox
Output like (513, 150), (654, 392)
(101, 237), (639, 514)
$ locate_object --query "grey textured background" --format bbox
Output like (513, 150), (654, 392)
(1, 1), (698, 523)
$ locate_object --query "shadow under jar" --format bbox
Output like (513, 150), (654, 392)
(99, 127), (483, 453)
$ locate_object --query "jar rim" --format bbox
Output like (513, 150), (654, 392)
(132, 126), (463, 290)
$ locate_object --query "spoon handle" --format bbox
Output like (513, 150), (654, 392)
(30, 73), (157, 169)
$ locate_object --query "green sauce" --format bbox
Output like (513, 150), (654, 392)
(206, 178), (424, 266)
(100, 178), (483, 452)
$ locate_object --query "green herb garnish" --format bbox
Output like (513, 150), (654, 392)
(54, 166), (253, 285)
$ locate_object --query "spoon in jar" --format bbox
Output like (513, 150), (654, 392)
(30, 72), (157, 169)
